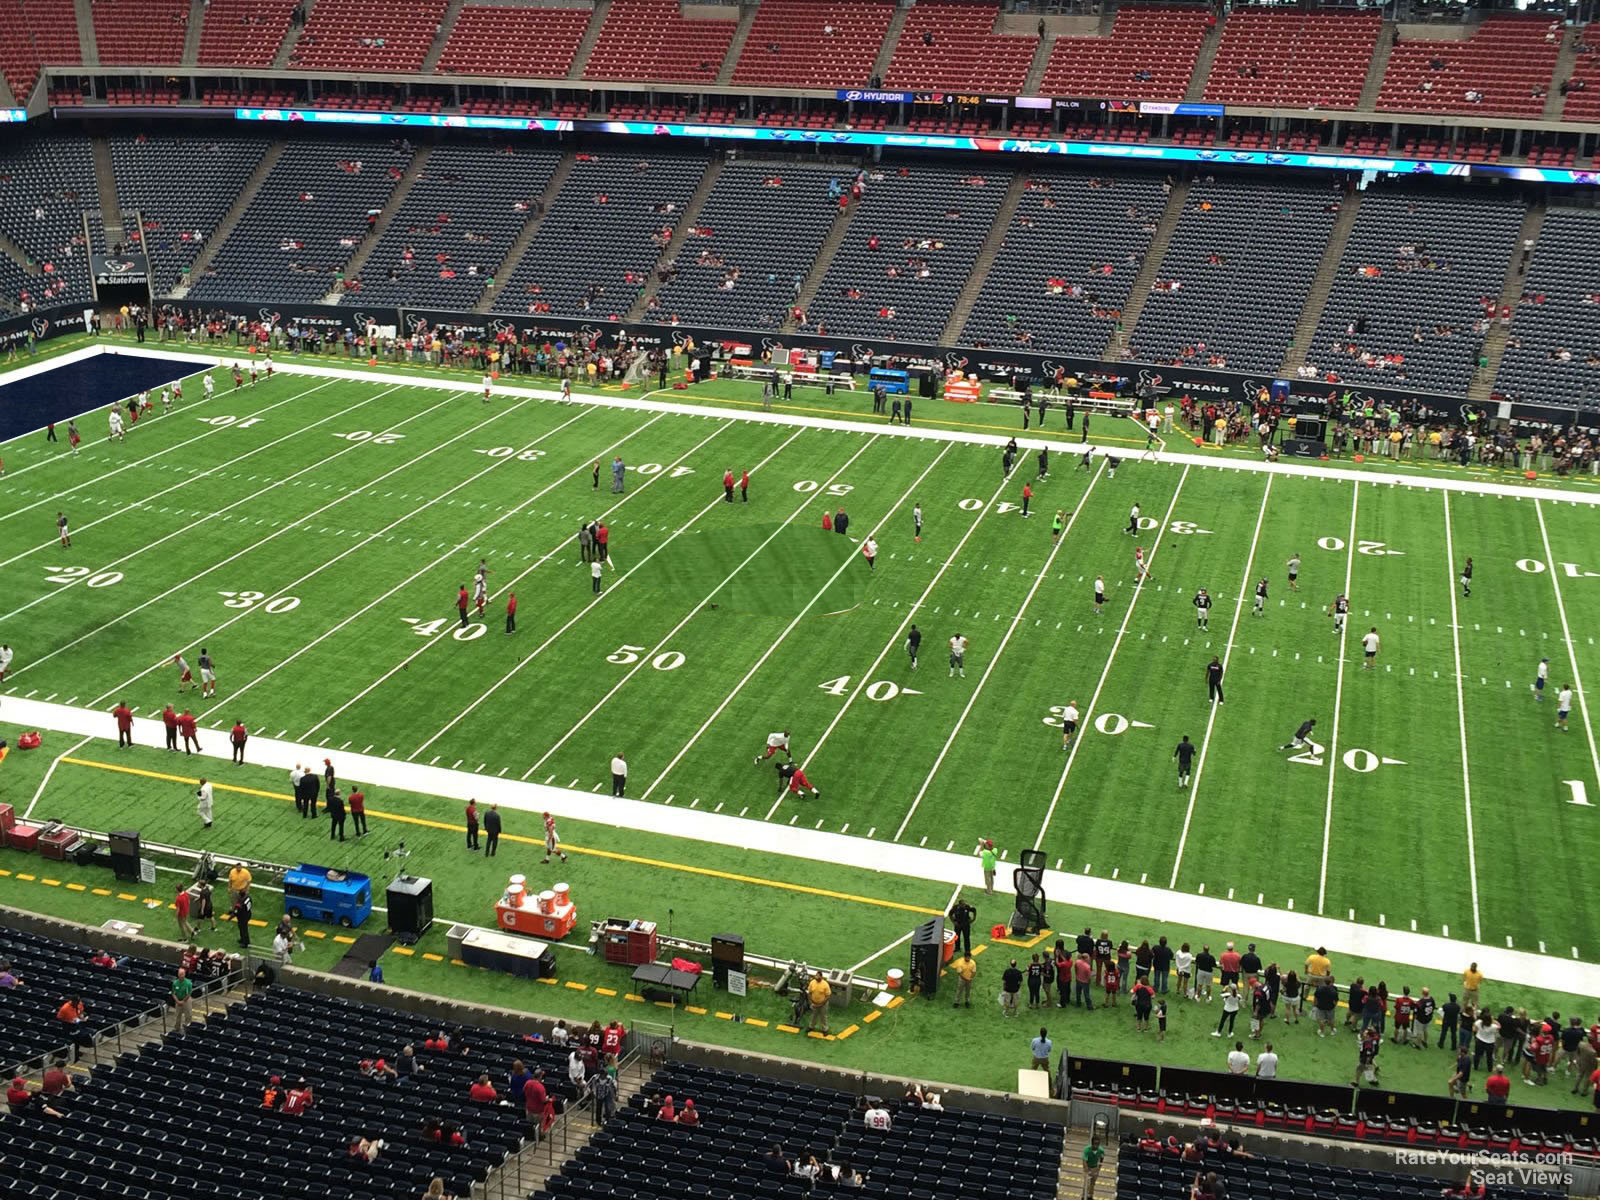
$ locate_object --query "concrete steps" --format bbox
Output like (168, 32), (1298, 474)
(625, 156), (725, 322)
(273, 0), (316, 69)
(783, 190), (856, 334)
(182, 0), (205, 65)
(481, 1062), (654, 1198)
(168, 141), (285, 298)
(91, 137), (125, 247)
(1545, 30), (1580, 122)
(940, 171), (1027, 346)
(1023, 33), (1055, 95)
(1469, 200), (1546, 405)
(421, 0), (466, 74)
(319, 144), (435, 304)
(475, 151), (576, 313)
(1281, 187), (1363, 377)
(570, 0), (612, 80)
(870, 6), (907, 85)
(1358, 23), (1395, 111)
(716, 2), (758, 86)
(75, 0), (99, 64)
(1185, 19), (1224, 103)
(1109, 177), (1189, 360)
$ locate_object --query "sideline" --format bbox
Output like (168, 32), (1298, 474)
(93, 345), (1600, 509)
(6, 695), (1598, 996)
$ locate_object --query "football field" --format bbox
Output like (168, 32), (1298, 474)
(3, 355), (1600, 968)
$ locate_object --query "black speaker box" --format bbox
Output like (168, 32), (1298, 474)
(386, 875), (434, 943)
(108, 830), (141, 882)
(908, 916), (945, 997)
(711, 932), (744, 989)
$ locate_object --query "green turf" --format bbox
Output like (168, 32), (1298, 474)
(3, 358), (1600, 1104)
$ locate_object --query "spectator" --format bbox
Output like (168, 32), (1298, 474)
(171, 967), (194, 1029)
(1313, 977), (1339, 1037)
(282, 1078), (314, 1115)
(1031, 1027), (1052, 1070)
(0, 958), (21, 988)
(1474, 1011), (1501, 1070)
(56, 997), (90, 1060)
(1226, 1041), (1250, 1074)
(1073, 950), (1094, 1010)
(806, 971), (832, 1034)
(657, 1094), (677, 1121)
(1212, 984), (1240, 1038)
(397, 1044), (422, 1079)
(423, 1179), (451, 1200)
(1083, 1135), (1106, 1200)
(1001, 959), (1023, 1017)
(950, 952), (976, 1008)
(677, 1098), (699, 1126)
(863, 1099), (892, 1131)
(567, 1048), (587, 1093)
(590, 1064), (618, 1124)
(1304, 946), (1332, 989)
(1485, 1066), (1511, 1104)
(40, 1059), (71, 1097)
(1462, 962), (1483, 1011)
(468, 1074), (498, 1103)
(1219, 942), (1241, 987)
(522, 1068), (549, 1135)
(1192, 945), (1215, 1001)
(1256, 1042), (1279, 1079)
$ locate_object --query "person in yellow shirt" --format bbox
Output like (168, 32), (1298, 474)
(1305, 947), (1332, 988)
(951, 953), (977, 1009)
(227, 863), (252, 901)
(805, 971), (832, 1033)
(1462, 962), (1483, 1012)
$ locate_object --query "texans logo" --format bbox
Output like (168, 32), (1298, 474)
(1136, 370), (1172, 396)
(759, 338), (782, 354)
(670, 330), (689, 347)
(257, 307), (280, 324)
(104, 260), (136, 273)
(490, 319), (515, 336)
(850, 344), (875, 362)
(407, 313), (427, 332)
(29, 317), (49, 338)
(352, 311), (371, 328)
(944, 353), (969, 371)
(1242, 378), (1262, 397)
(579, 324), (602, 344)
(1039, 359), (1059, 376)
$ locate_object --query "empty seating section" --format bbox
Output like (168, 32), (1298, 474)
(346, 143), (561, 308)
(1117, 1142), (1561, 1200)
(3, 985), (568, 1200)
(188, 139), (414, 303)
(108, 135), (269, 293)
(1203, 10), (1381, 109)
(0, 134), (97, 307)
(491, 151), (704, 318)
(1492, 209), (1600, 408)
(884, 1), (1037, 94)
(731, 0), (893, 89)
(0, 926), (192, 1071)
(582, 0), (735, 84)
(1563, 25), (1600, 122)
(804, 167), (1009, 344)
(1042, 8), (1210, 103)
(1378, 17), (1560, 118)
(961, 170), (1167, 357)
(288, 0), (449, 73)
(0, 0), (80, 102)
(535, 1059), (1063, 1200)
(437, 4), (591, 79)
(92, 0), (188, 65)
(197, 0), (298, 67)
(1310, 188), (1522, 393)
(1128, 178), (1336, 373)
(648, 161), (837, 330)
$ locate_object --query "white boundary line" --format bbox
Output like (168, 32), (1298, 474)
(1535, 499), (1600, 795)
(0, 370), (313, 527)
(16, 691), (1600, 992)
(299, 419), (737, 740)
(771, 462), (1019, 822)
(0, 383), (395, 618)
(1316, 482), (1361, 915)
(76, 398), (588, 704)
(79, 345), (1600, 509)
(638, 443), (952, 802)
(892, 458), (1108, 843)
(1167, 476), (1273, 886)
(21, 733), (95, 820)
(508, 430), (863, 775)
(204, 411), (660, 716)
(1441, 491), (1483, 942)
(1033, 464), (1192, 848)
(6, 386), (474, 683)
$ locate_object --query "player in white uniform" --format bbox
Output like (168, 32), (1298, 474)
(1060, 701), (1080, 750)
(0, 643), (12, 684)
(1556, 685), (1574, 731)
(754, 730), (792, 763)
(171, 379), (183, 402)
(482, 374), (493, 403)
(108, 407), (125, 441)
(1134, 546), (1150, 586)
(1533, 656), (1549, 701)
(203, 373), (215, 400)
(263, 355), (274, 378)
(560, 378), (572, 400)
(1330, 593), (1349, 633)
(138, 389), (150, 414)
(473, 569), (488, 617)
(949, 633), (968, 678)
(249, 359), (258, 385)
(1093, 575), (1106, 614)
(1361, 627), (1380, 668)
(1286, 553), (1301, 592)
(160, 387), (172, 414)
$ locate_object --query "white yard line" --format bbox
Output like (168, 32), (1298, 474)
(203, 411), (661, 715)
(8, 387), (478, 682)
(0, 384), (399, 618)
(1316, 482), (1361, 916)
(0, 376), (331, 529)
(298, 419), (736, 740)
(19, 691), (1599, 991)
(1034, 464), (1192, 848)
(508, 430), (859, 776)
(1441, 492), (1483, 943)
(892, 458), (1108, 843)
(1167, 476), (1273, 886)
(639, 443), (951, 802)
(769, 463), (1017, 822)
(1535, 499), (1600, 794)
(21, 733), (95, 820)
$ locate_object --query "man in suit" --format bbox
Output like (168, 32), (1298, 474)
(483, 804), (502, 857)
(326, 789), (346, 842)
(295, 768), (321, 820)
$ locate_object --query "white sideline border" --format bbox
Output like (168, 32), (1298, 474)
(75, 345), (1600, 508)
(7, 694), (1599, 998)
(9, 347), (1600, 993)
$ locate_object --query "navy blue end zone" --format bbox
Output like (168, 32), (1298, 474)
(0, 351), (199, 442)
